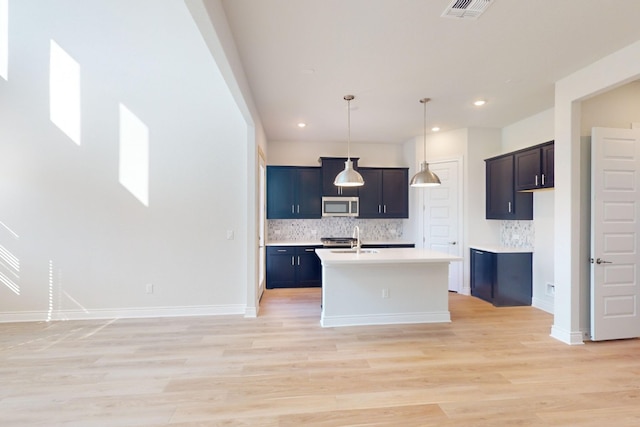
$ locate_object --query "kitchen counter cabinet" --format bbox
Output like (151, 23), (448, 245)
(358, 168), (409, 218)
(267, 166), (321, 219)
(470, 247), (532, 306)
(266, 245), (322, 288)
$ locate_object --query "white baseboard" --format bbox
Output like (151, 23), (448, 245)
(320, 311), (451, 328)
(532, 297), (554, 314)
(550, 324), (585, 345)
(0, 304), (246, 323)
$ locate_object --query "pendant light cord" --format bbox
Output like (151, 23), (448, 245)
(421, 97), (430, 163)
(345, 95), (354, 160)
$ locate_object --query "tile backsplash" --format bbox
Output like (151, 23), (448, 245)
(500, 220), (534, 249)
(268, 218), (404, 242)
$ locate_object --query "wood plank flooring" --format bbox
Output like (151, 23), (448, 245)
(3, 288), (640, 426)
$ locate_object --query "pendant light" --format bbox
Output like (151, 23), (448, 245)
(410, 98), (441, 187)
(334, 95), (365, 187)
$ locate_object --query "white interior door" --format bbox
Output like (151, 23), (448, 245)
(590, 127), (640, 341)
(422, 159), (462, 292)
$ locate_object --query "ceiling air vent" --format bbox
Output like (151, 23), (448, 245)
(441, 0), (493, 20)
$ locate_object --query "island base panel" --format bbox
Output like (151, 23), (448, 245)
(320, 262), (451, 327)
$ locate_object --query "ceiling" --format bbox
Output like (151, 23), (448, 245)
(220, 0), (640, 144)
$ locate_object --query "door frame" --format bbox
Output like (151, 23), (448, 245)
(258, 146), (267, 300)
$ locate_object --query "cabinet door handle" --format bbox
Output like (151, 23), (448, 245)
(277, 249), (287, 252)
(508, 202), (512, 213)
(475, 250), (484, 255)
(291, 205), (295, 214)
(305, 248), (315, 252)
(535, 175), (539, 186)
(297, 256), (300, 265)
(297, 205), (300, 213)
(542, 174), (545, 186)
(384, 205), (387, 214)
(378, 205), (382, 213)
(291, 256), (295, 266)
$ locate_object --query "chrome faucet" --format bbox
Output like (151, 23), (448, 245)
(352, 225), (361, 253)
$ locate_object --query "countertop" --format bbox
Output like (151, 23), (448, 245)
(267, 240), (415, 247)
(316, 247), (462, 265)
(469, 245), (533, 253)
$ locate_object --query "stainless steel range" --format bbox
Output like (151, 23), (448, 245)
(320, 237), (357, 248)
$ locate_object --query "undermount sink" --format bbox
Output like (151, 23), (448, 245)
(330, 249), (378, 254)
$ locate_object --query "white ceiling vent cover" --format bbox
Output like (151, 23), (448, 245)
(442, 0), (493, 20)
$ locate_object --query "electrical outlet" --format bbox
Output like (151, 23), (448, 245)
(546, 282), (555, 296)
(226, 230), (234, 240)
(146, 283), (154, 294)
(382, 288), (389, 298)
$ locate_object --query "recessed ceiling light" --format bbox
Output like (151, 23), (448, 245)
(474, 99), (486, 106)
(297, 122), (306, 128)
(431, 126), (440, 132)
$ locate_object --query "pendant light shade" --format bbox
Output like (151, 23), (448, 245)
(410, 98), (441, 187)
(334, 95), (364, 187)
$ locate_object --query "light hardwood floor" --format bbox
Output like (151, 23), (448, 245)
(3, 288), (640, 426)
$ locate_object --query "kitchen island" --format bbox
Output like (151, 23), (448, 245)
(315, 248), (461, 327)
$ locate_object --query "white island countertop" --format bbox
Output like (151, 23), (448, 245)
(469, 245), (533, 253)
(267, 240), (415, 247)
(316, 247), (461, 265)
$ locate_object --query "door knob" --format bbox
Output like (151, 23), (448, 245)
(449, 241), (457, 245)
(592, 258), (612, 264)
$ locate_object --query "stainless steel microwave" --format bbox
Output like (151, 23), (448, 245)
(322, 196), (359, 217)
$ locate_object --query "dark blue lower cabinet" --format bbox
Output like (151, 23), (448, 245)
(470, 248), (532, 306)
(266, 246), (322, 289)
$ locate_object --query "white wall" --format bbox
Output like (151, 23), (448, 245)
(267, 140), (407, 167)
(0, 0), (249, 321)
(581, 80), (640, 135)
(502, 108), (555, 313)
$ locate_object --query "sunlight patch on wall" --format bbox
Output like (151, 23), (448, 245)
(0, 220), (19, 295)
(49, 40), (81, 145)
(119, 103), (149, 206)
(0, 0), (7, 80)
(47, 260), (54, 321)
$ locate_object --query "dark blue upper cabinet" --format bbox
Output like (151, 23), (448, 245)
(515, 141), (555, 191)
(358, 167), (408, 218)
(485, 154), (533, 220)
(267, 166), (321, 219)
